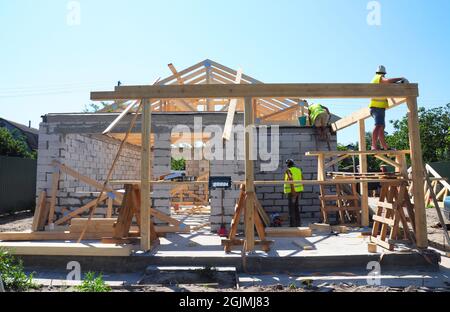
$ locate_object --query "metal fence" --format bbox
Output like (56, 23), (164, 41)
(0, 155), (37, 215)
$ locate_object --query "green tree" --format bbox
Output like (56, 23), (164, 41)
(386, 103), (450, 163)
(83, 102), (115, 113)
(0, 128), (36, 159)
(171, 157), (186, 171)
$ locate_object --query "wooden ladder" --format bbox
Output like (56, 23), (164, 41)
(319, 178), (361, 225)
(370, 181), (416, 251)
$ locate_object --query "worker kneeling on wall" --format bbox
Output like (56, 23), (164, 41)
(284, 159), (304, 227)
(308, 102), (331, 141)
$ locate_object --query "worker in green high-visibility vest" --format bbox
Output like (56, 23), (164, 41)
(308, 103), (331, 141)
(284, 159), (304, 227)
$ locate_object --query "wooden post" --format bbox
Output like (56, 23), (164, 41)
(317, 154), (326, 181)
(406, 97), (427, 249)
(140, 99), (152, 251)
(244, 97), (255, 251)
(358, 120), (369, 226)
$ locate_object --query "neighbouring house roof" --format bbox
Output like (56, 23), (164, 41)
(0, 118), (39, 150)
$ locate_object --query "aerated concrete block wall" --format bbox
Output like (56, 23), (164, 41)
(209, 127), (337, 232)
(37, 123), (141, 219)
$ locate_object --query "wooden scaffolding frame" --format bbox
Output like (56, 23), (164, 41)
(89, 81), (429, 252)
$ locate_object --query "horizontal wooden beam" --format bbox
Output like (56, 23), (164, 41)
(91, 84), (418, 100)
(0, 241), (134, 257)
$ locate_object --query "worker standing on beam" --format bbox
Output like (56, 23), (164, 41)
(308, 102), (331, 141)
(284, 159), (304, 227)
(370, 65), (406, 151)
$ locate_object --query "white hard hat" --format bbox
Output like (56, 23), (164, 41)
(377, 65), (387, 74)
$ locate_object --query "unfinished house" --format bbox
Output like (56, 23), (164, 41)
(35, 60), (338, 232)
(1, 59), (438, 274)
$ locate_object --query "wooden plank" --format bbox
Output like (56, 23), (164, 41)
(244, 97), (255, 251)
(374, 155), (401, 169)
(0, 230), (141, 241)
(306, 150), (410, 157)
(325, 154), (349, 169)
(54, 194), (108, 225)
(32, 192), (48, 232)
(53, 161), (123, 202)
(140, 99), (152, 251)
(0, 242), (134, 257)
(358, 120), (369, 227)
(222, 68), (243, 141)
(309, 223), (331, 233)
(91, 84), (419, 101)
(102, 100), (139, 134)
(47, 171), (60, 224)
(372, 215), (395, 226)
(407, 97), (427, 249)
(151, 208), (181, 227)
(265, 227), (312, 237)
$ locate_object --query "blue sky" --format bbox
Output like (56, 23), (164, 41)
(1, 0), (449, 144)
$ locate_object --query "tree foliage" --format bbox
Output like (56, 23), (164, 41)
(171, 157), (186, 171)
(83, 102), (115, 113)
(0, 127), (36, 159)
(386, 103), (450, 163)
(337, 104), (450, 172)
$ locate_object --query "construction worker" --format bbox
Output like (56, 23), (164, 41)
(284, 159), (304, 227)
(370, 65), (406, 150)
(308, 102), (331, 141)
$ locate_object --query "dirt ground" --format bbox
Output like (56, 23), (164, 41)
(0, 211), (33, 232)
(426, 207), (450, 251)
(30, 283), (450, 293)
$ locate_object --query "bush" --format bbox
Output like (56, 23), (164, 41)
(0, 248), (36, 291)
(76, 272), (111, 292)
(0, 127), (36, 159)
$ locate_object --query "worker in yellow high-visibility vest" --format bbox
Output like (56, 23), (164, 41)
(284, 159), (304, 227)
(308, 102), (331, 141)
(370, 65), (406, 150)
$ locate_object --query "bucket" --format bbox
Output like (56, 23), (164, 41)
(444, 196), (450, 220)
(298, 116), (307, 126)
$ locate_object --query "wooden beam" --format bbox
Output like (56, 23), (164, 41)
(140, 99), (152, 251)
(54, 194), (108, 225)
(32, 192), (48, 232)
(158, 60), (205, 85)
(222, 68), (243, 141)
(53, 161), (123, 202)
(0, 242), (134, 257)
(331, 98), (407, 131)
(358, 120), (369, 227)
(265, 227), (312, 237)
(406, 97), (427, 249)
(91, 84), (419, 101)
(374, 155), (401, 169)
(102, 100), (139, 134)
(244, 97), (255, 251)
(306, 150), (410, 157)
